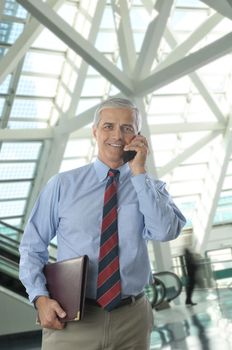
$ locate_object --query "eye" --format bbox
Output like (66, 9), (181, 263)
(122, 125), (135, 134)
(103, 124), (113, 130)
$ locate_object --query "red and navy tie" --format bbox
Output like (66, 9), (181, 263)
(96, 169), (121, 311)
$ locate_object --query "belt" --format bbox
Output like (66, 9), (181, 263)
(85, 292), (144, 309)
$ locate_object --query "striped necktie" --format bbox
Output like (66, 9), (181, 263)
(96, 169), (121, 311)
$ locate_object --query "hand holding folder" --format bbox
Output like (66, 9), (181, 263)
(43, 255), (89, 322)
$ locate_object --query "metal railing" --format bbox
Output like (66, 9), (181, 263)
(173, 257), (232, 290)
(145, 271), (183, 308)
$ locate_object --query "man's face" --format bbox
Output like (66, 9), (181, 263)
(93, 107), (137, 169)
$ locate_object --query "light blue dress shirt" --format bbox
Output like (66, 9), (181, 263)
(19, 158), (186, 303)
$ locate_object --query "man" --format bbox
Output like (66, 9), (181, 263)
(184, 248), (199, 306)
(19, 97), (186, 350)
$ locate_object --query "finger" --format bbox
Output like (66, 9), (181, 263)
(124, 141), (146, 150)
(45, 319), (65, 330)
(133, 136), (148, 146)
(41, 312), (66, 330)
(131, 142), (147, 150)
(53, 319), (66, 330)
(54, 303), (66, 319)
(124, 145), (147, 155)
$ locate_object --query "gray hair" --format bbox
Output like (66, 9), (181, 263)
(93, 97), (142, 132)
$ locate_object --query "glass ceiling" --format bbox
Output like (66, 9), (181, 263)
(0, 0), (232, 254)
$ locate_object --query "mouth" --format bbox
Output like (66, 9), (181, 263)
(107, 143), (124, 149)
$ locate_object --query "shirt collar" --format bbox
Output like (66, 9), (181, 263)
(94, 158), (131, 183)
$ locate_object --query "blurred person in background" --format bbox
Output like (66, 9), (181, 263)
(184, 248), (199, 306)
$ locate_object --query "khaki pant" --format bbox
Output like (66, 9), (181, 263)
(42, 296), (154, 350)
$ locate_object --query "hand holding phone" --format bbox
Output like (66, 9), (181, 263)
(122, 150), (137, 163)
(122, 132), (140, 163)
(122, 133), (148, 175)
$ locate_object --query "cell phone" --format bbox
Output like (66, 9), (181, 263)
(122, 132), (140, 163)
(122, 150), (137, 163)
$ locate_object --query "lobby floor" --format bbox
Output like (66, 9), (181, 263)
(2, 288), (232, 350)
(151, 287), (232, 349)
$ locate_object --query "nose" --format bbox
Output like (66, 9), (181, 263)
(112, 126), (123, 139)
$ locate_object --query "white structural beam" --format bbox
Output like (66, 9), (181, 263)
(16, 0), (134, 96)
(62, 110), (224, 139)
(0, 2), (4, 20)
(141, 0), (156, 13)
(192, 114), (232, 253)
(111, 0), (136, 73)
(61, 93), (125, 135)
(60, 0), (107, 122)
(111, 0), (156, 178)
(157, 13), (223, 73)
(0, 128), (53, 141)
(133, 0), (173, 78)
(135, 96), (173, 272)
(109, 0), (164, 268)
(24, 1), (107, 223)
(37, 1), (106, 181)
(201, 0), (232, 21)
(158, 130), (221, 177)
(0, 0), (64, 85)
(0, 59), (24, 129)
(189, 74), (226, 125)
(135, 32), (232, 96)
(164, 30), (226, 125)
(61, 105), (99, 134)
(163, 18), (226, 124)
(62, 92), (124, 134)
(143, 2), (226, 125)
(135, 97), (157, 176)
(149, 122), (224, 134)
(68, 121), (224, 139)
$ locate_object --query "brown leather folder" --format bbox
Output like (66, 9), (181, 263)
(44, 255), (89, 322)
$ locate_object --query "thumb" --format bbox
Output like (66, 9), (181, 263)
(54, 303), (66, 318)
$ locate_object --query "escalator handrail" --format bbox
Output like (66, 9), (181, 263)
(0, 220), (57, 253)
(0, 232), (21, 245)
(0, 232), (56, 262)
(152, 277), (166, 308)
(0, 234), (20, 256)
(153, 271), (183, 302)
(0, 220), (23, 233)
(0, 254), (19, 279)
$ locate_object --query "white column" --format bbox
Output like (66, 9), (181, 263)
(152, 241), (173, 272)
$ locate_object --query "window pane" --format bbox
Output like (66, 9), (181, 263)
(0, 200), (26, 217)
(0, 143), (42, 160)
(23, 52), (64, 75)
(17, 76), (58, 97)
(0, 182), (31, 199)
(0, 163), (36, 180)
(0, 22), (24, 44)
(11, 99), (52, 119)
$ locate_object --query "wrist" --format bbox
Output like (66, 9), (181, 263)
(34, 295), (49, 309)
(131, 167), (146, 176)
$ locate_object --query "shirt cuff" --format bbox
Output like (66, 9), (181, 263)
(130, 173), (148, 193)
(30, 290), (49, 304)
(131, 173), (170, 202)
